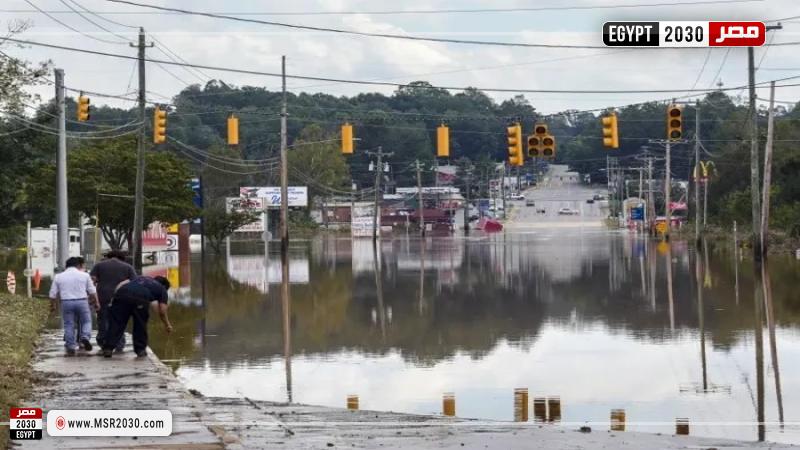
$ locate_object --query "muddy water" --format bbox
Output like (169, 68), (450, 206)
(143, 230), (800, 443)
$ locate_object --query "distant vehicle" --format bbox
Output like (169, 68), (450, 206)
(593, 194), (605, 201)
(507, 193), (525, 201)
(536, 208), (546, 214)
(558, 207), (579, 215)
(525, 198), (536, 207)
(586, 198), (595, 204)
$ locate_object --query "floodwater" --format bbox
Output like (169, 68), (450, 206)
(140, 230), (799, 443)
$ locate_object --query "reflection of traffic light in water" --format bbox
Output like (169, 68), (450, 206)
(442, 393), (455, 417)
(533, 397), (547, 423)
(610, 409), (626, 431)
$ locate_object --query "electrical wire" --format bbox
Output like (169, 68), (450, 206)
(10, 37), (800, 95)
(59, 0), (133, 43)
(168, 136), (280, 165)
(6, 0), (763, 16)
(176, 147), (271, 175)
(24, 0), (128, 45)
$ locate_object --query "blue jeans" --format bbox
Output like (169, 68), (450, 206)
(61, 299), (92, 351)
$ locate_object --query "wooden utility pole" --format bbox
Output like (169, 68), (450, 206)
(761, 81), (776, 257)
(463, 168), (471, 234)
(694, 101), (701, 247)
(664, 141), (672, 239)
(280, 55), (289, 254)
(416, 159), (425, 237)
(131, 28), (151, 272)
(368, 147), (392, 242)
(747, 46), (761, 257)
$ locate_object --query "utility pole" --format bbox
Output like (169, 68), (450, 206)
(500, 163), (506, 219)
(55, 68), (68, 271)
(416, 159), (425, 237)
(761, 81), (776, 257)
(694, 101), (701, 247)
(647, 156), (654, 233)
(463, 168), (471, 234)
(367, 147), (392, 242)
(664, 141), (672, 239)
(130, 28), (151, 273)
(280, 55), (289, 254)
(747, 46), (761, 256)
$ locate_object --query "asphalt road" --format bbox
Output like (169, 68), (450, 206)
(506, 180), (607, 229)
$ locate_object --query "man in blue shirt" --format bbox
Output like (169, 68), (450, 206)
(102, 275), (173, 358)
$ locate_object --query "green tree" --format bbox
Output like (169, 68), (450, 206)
(288, 124), (350, 208)
(202, 206), (259, 253)
(29, 137), (198, 249)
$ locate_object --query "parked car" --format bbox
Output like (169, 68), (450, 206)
(586, 198), (595, 204)
(558, 207), (579, 215)
(507, 193), (525, 201)
(592, 194), (605, 201)
(525, 198), (536, 207)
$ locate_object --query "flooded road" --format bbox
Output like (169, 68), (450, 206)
(144, 230), (800, 444)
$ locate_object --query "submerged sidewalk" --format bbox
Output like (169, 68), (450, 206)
(20, 332), (798, 449)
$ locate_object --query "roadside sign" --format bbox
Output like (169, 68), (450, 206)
(656, 221), (667, 235)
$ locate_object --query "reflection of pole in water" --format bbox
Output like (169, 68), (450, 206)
(761, 261), (784, 429)
(373, 243), (386, 339)
(667, 243), (675, 331)
(418, 237), (426, 316)
(281, 245), (292, 403)
(649, 240), (657, 311)
(754, 264), (765, 442)
(696, 242), (707, 392)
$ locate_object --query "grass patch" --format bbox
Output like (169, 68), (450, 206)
(0, 293), (50, 448)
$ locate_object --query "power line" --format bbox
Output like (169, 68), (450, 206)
(9, 37), (800, 95)
(58, 0), (133, 43)
(99, 0), (607, 49)
(3, 0), (764, 16)
(66, 0), (137, 28)
(23, 0), (128, 45)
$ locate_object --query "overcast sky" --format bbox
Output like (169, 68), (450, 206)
(4, 0), (800, 114)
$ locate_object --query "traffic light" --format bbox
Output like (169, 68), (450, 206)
(153, 106), (166, 144)
(341, 122), (353, 154)
(527, 134), (541, 157)
(528, 123), (555, 159)
(77, 94), (90, 122)
(436, 124), (449, 158)
(507, 123), (523, 166)
(601, 113), (619, 149)
(227, 114), (239, 145)
(667, 104), (682, 141)
(541, 134), (556, 158)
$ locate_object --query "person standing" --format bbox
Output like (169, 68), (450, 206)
(90, 250), (137, 352)
(49, 257), (99, 356)
(102, 275), (173, 358)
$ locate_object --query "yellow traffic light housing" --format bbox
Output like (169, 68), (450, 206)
(527, 135), (541, 157)
(667, 104), (682, 141)
(227, 114), (239, 145)
(436, 124), (450, 158)
(341, 122), (353, 155)
(528, 123), (555, 159)
(507, 123), (523, 167)
(153, 106), (167, 144)
(601, 113), (619, 149)
(77, 94), (90, 122)
(541, 134), (556, 158)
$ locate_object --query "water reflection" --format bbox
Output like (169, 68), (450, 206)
(145, 231), (800, 443)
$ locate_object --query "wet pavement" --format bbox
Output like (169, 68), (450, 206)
(143, 230), (800, 445)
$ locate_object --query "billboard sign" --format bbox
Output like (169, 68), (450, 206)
(240, 186), (308, 207)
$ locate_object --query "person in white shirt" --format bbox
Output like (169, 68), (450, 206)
(49, 256), (99, 356)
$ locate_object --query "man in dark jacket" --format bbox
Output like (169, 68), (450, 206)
(90, 250), (137, 352)
(102, 275), (173, 358)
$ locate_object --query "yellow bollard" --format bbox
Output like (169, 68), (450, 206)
(675, 418), (690, 435)
(610, 409), (626, 431)
(347, 395), (359, 410)
(547, 396), (561, 423)
(442, 393), (456, 417)
(533, 397), (547, 423)
(514, 388), (529, 422)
